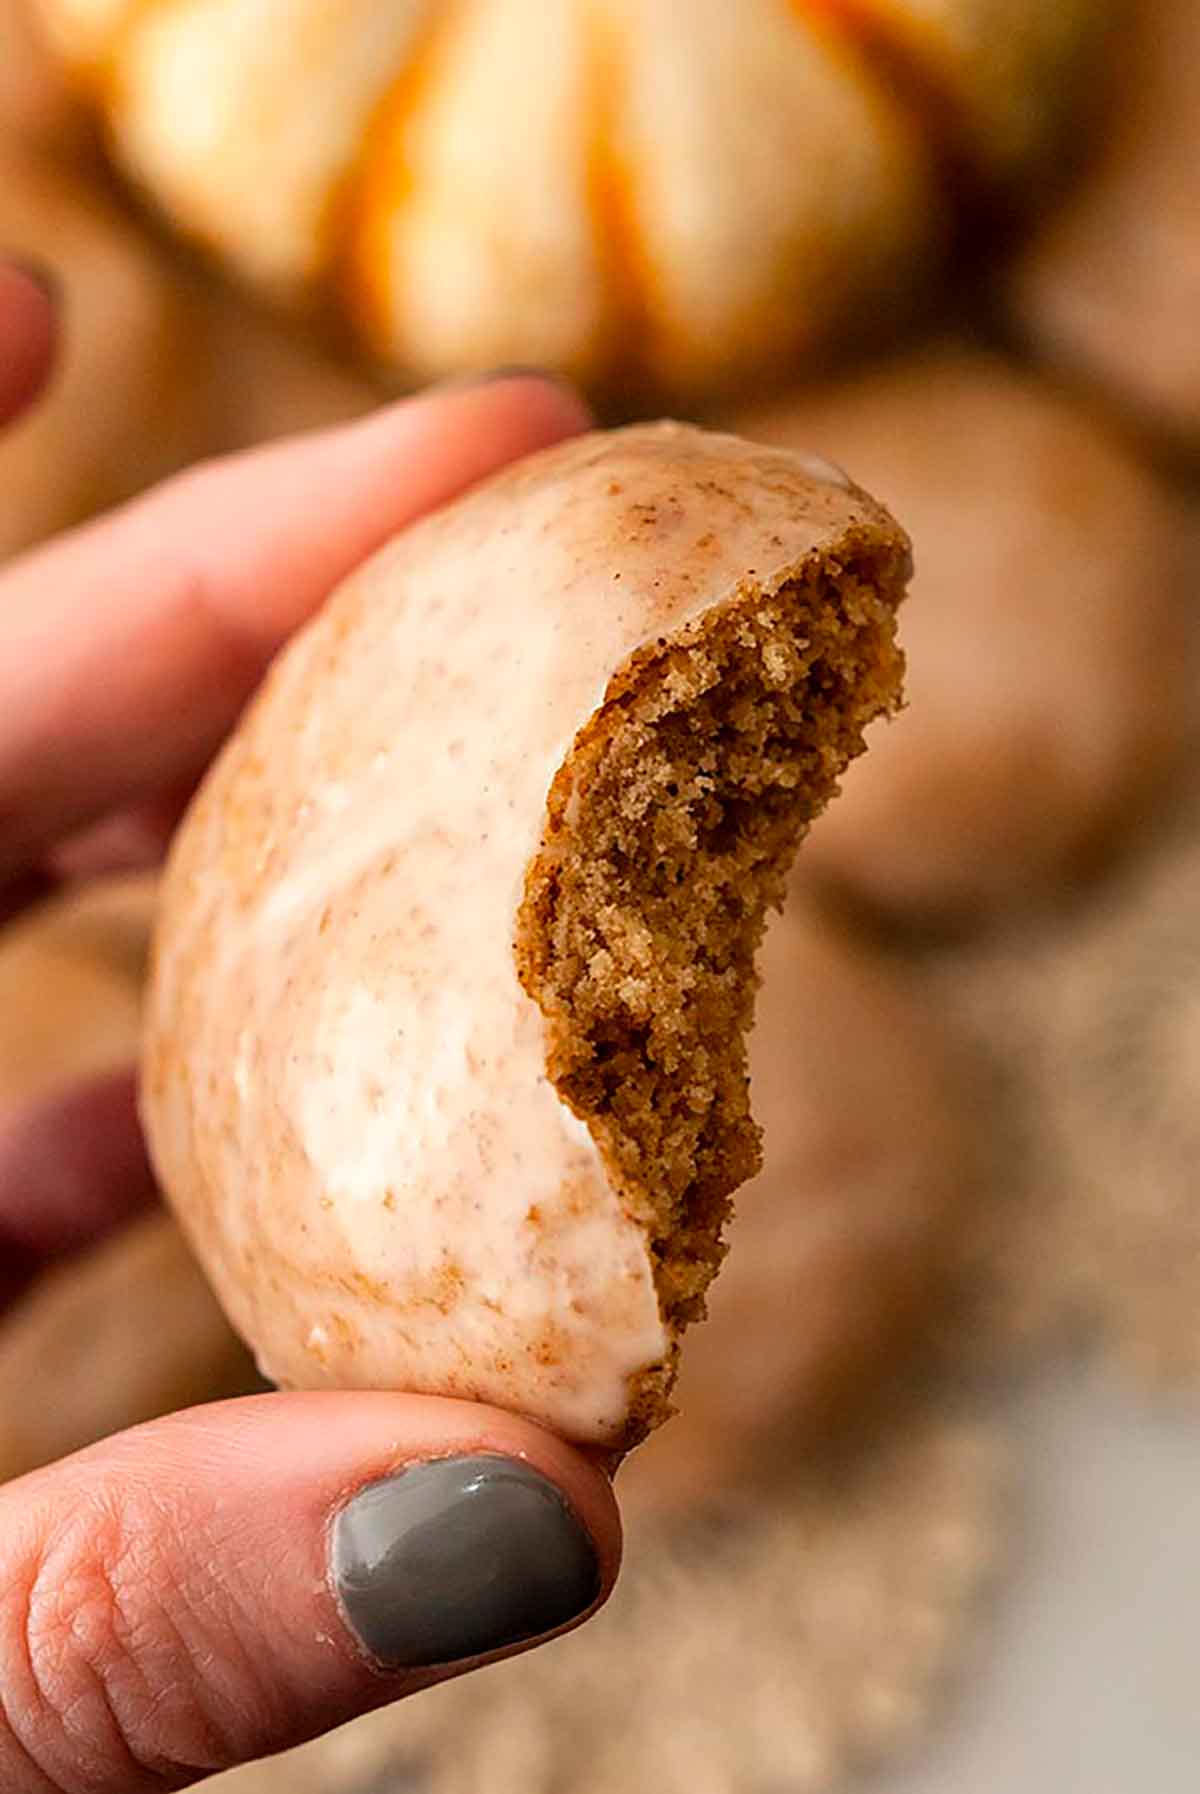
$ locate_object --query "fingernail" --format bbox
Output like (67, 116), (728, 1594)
(3, 255), (61, 309)
(475, 365), (573, 386)
(431, 364), (583, 398)
(331, 1454), (601, 1670)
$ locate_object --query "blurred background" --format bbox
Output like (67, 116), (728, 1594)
(1, 0), (1199, 1788)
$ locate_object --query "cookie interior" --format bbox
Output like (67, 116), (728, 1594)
(516, 542), (907, 1436)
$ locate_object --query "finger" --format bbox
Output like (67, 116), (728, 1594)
(0, 1070), (155, 1310)
(0, 260), (58, 426)
(0, 375), (592, 879)
(0, 1391), (619, 1792)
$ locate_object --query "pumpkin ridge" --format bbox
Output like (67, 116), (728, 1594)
(582, 0), (656, 393)
(47, 0), (168, 102)
(786, 0), (996, 231)
(330, 0), (453, 364)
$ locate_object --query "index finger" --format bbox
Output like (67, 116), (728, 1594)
(0, 375), (591, 879)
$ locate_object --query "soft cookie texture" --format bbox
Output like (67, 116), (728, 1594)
(143, 422), (908, 1448)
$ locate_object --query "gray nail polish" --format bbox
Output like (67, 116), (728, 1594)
(331, 1454), (601, 1670)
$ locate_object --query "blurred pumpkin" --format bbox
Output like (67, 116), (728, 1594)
(0, 2), (374, 558)
(811, 0), (1116, 194)
(1005, 0), (1200, 458)
(32, 0), (1109, 396)
(0, 0), (80, 150)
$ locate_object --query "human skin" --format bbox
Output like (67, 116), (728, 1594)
(0, 267), (623, 1793)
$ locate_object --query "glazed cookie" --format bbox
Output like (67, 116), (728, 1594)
(0, 149), (202, 561)
(619, 898), (973, 1518)
(1005, 0), (1200, 456)
(143, 422), (909, 1449)
(737, 345), (1195, 927)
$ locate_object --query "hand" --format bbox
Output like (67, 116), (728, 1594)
(0, 261), (619, 1794)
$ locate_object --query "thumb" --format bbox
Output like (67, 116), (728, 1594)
(0, 1391), (618, 1792)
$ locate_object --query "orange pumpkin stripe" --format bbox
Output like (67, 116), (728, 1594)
(582, 1), (659, 395)
(39, 0), (150, 99)
(788, 0), (994, 228)
(98, 0), (182, 108)
(329, 0), (452, 366)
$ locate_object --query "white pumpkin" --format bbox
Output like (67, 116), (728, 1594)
(0, 0), (79, 146)
(32, 0), (1108, 393)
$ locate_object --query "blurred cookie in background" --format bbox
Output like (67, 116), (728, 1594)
(0, 877), (153, 1103)
(0, 154), (379, 563)
(618, 899), (975, 1523)
(0, 879), (256, 1484)
(0, 1213), (257, 1484)
(736, 344), (1197, 931)
(0, 148), (205, 561)
(1004, 0), (1200, 460)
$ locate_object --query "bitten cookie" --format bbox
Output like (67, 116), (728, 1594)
(737, 345), (1195, 927)
(142, 422), (909, 1448)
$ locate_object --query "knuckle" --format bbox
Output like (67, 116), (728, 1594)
(2, 1491), (236, 1790)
